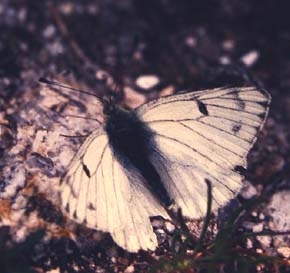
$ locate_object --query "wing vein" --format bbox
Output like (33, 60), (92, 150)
(112, 154), (121, 231)
(147, 118), (258, 136)
(75, 167), (84, 218)
(152, 147), (235, 197)
(95, 143), (108, 221)
(153, 149), (202, 213)
(180, 121), (247, 157)
(196, 119), (255, 139)
(197, 115), (261, 129)
(204, 103), (265, 115)
(202, 96), (268, 105)
(154, 132), (238, 171)
(100, 146), (108, 229)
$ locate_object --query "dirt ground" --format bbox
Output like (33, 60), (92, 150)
(0, 1), (290, 272)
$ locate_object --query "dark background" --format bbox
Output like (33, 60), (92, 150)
(0, 1), (290, 272)
(1, 0), (290, 102)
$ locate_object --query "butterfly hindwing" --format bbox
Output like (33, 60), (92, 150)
(60, 127), (169, 252)
(137, 87), (271, 218)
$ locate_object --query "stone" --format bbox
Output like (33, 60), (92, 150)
(135, 75), (160, 90)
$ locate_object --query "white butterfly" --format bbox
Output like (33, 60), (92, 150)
(59, 86), (270, 252)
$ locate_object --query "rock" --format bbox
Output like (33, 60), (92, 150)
(219, 55), (231, 65)
(124, 265), (135, 273)
(43, 25), (56, 38)
(240, 180), (258, 199)
(259, 213), (265, 220)
(251, 211), (258, 217)
(123, 86), (146, 109)
(164, 221), (175, 234)
(252, 223), (264, 233)
(47, 269), (61, 273)
(267, 191), (290, 232)
(266, 191), (290, 248)
(135, 75), (160, 90)
(222, 39), (235, 51)
(246, 238), (253, 249)
(0, 163), (26, 199)
(160, 85), (175, 97)
(277, 247), (290, 258)
(240, 50), (260, 67)
(257, 235), (272, 248)
(185, 36), (197, 47)
(151, 218), (164, 228)
(242, 221), (256, 230)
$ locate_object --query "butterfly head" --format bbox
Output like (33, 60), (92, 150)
(102, 91), (122, 117)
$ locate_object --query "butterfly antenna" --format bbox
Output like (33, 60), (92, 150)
(39, 77), (101, 99)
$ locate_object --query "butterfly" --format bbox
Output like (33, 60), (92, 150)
(44, 80), (270, 252)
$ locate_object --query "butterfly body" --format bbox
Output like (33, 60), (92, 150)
(60, 87), (271, 252)
(104, 100), (171, 205)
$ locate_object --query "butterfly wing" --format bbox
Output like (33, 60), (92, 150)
(60, 127), (169, 252)
(137, 87), (271, 218)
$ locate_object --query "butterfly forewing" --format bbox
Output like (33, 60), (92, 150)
(60, 127), (169, 252)
(137, 87), (270, 218)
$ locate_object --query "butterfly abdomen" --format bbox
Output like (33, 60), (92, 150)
(104, 105), (172, 205)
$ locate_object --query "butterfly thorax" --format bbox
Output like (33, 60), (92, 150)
(104, 102), (153, 166)
(103, 99), (172, 205)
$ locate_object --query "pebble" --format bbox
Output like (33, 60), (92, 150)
(240, 180), (258, 199)
(257, 235), (272, 248)
(252, 223), (263, 233)
(164, 221), (175, 234)
(156, 228), (165, 235)
(219, 55), (231, 65)
(251, 211), (258, 217)
(277, 247), (290, 258)
(267, 191), (290, 232)
(259, 213), (265, 220)
(240, 50), (260, 67)
(43, 25), (56, 38)
(59, 3), (74, 15)
(47, 269), (61, 273)
(18, 8), (27, 22)
(246, 238), (253, 249)
(87, 4), (99, 15)
(47, 41), (64, 55)
(95, 69), (110, 82)
(222, 39), (235, 51)
(123, 86), (146, 108)
(135, 75), (160, 90)
(124, 265), (134, 273)
(151, 218), (164, 228)
(160, 85), (175, 97)
(185, 36), (197, 47)
(242, 221), (256, 230)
